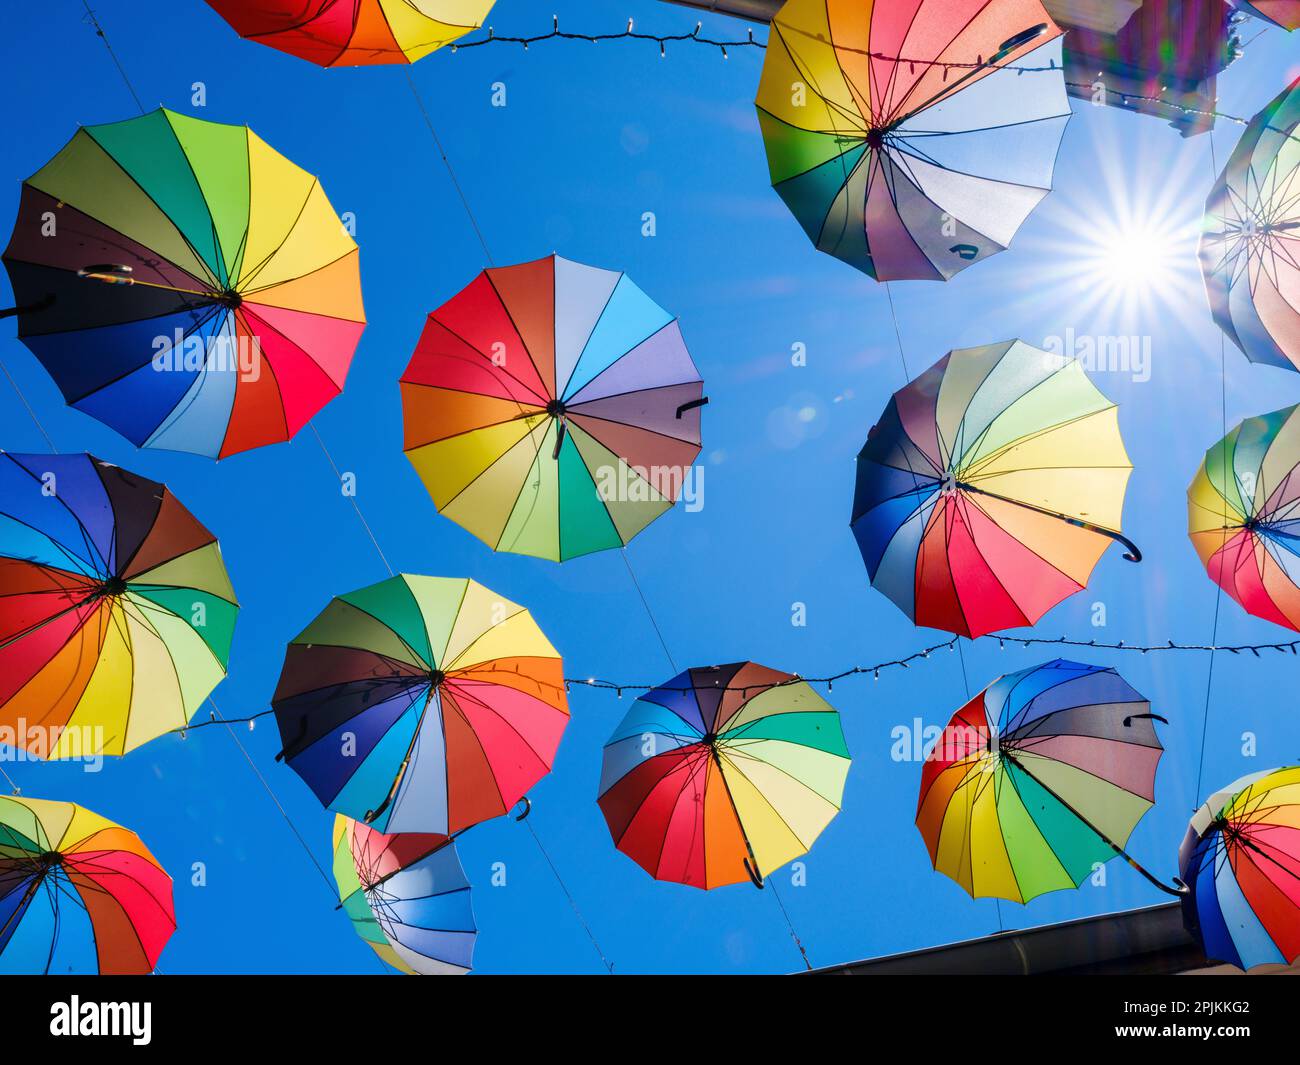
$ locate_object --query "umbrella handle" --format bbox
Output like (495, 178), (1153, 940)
(1004, 750), (1186, 897)
(675, 396), (709, 419)
(744, 857), (764, 890)
(512, 796), (532, 822)
(957, 481), (1142, 562)
(552, 419), (567, 460)
(0, 293), (55, 319)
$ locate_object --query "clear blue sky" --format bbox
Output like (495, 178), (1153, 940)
(1, 0), (1298, 974)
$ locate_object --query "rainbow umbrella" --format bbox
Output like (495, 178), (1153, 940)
(850, 340), (1137, 638)
(0, 453), (237, 757)
(598, 663), (849, 890)
(1231, 2), (1300, 30)
(332, 815), (474, 975)
(1180, 767), (1300, 970)
(1200, 76), (1300, 372)
(755, 0), (1069, 281)
(917, 660), (1168, 903)
(1189, 405), (1300, 631)
(401, 254), (705, 561)
(206, 1), (493, 66)
(273, 575), (568, 834)
(1, 108), (364, 458)
(0, 796), (175, 974)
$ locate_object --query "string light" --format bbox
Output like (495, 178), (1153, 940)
(448, 15), (1256, 127)
(567, 633), (1300, 697)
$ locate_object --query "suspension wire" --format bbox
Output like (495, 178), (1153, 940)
(0, 762), (19, 795)
(768, 874), (814, 971)
(308, 424), (395, 578)
(522, 819), (613, 973)
(0, 359), (58, 452)
(80, 1), (146, 114)
(1194, 128), (1229, 808)
(206, 700), (337, 896)
(404, 70), (496, 267)
(620, 549), (679, 673)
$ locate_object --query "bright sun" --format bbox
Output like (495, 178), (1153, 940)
(1095, 224), (1184, 292)
(1010, 121), (1208, 326)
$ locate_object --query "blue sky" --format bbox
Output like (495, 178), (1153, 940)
(1, 0), (1299, 974)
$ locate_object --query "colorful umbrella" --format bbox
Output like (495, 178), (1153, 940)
(1200, 76), (1300, 372)
(0, 452), (237, 757)
(0, 796), (174, 974)
(206, 1), (494, 66)
(1, 108), (364, 458)
(917, 660), (1168, 903)
(401, 254), (705, 561)
(1231, 2), (1300, 30)
(1180, 766), (1300, 970)
(1189, 404), (1300, 631)
(850, 340), (1137, 638)
(273, 575), (568, 834)
(754, 0), (1070, 281)
(598, 663), (849, 889)
(332, 815), (474, 975)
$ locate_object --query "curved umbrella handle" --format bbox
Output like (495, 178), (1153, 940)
(675, 396), (709, 419)
(1123, 712), (1169, 727)
(958, 482), (1142, 562)
(512, 796), (532, 822)
(744, 857), (764, 890)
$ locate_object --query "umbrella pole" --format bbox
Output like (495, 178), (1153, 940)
(708, 745), (764, 889)
(957, 481), (1143, 562)
(1004, 752), (1186, 897)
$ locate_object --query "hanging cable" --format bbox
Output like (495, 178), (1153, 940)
(1194, 128), (1230, 808)
(620, 549), (679, 673)
(206, 700), (336, 896)
(522, 819), (614, 973)
(308, 424), (395, 578)
(80, 2), (146, 114)
(0, 359), (58, 452)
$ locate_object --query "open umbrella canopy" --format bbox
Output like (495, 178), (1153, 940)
(0, 452), (237, 757)
(1180, 767), (1300, 971)
(2, 108), (364, 458)
(755, 0), (1069, 280)
(401, 254), (704, 561)
(273, 575), (568, 835)
(1200, 76), (1300, 372)
(1232, 2), (1300, 30)
(1189, 404), (1300, 631)
(916, 660), (1162, 903)
(0, 796), (174, 974)
(332, 815), (474, 975)
(598, 662), (849, 889)
(851, 340), (1135, 638)
(206, 0), (494, 67)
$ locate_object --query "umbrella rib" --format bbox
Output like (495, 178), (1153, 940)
(480, 268), (557, 404)
(233, 177), (319, 293)
(1, 459), (111, 575)
(491, 416), (556, 555)
(73, 132), (222, 292)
